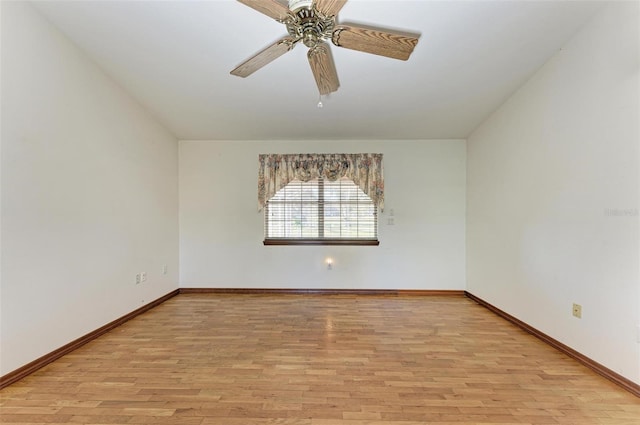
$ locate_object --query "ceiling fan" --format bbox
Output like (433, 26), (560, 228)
(230, 0), (420, 96)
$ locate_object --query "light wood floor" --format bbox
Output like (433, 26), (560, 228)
(1, 294), (638, 424)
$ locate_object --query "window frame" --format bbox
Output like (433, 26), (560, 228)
(263, 178), (379, 246)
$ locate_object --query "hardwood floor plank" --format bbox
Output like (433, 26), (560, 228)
(1, 294), (638, 424)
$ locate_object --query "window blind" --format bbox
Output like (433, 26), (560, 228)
(265, 178), (378, 244)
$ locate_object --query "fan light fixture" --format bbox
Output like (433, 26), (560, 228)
(231, 0), (420, 96)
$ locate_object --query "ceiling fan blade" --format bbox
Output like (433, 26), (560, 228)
(231, 37), (297, 77)
(307, 42), (339, 95)
(332, 25), (419, 61)
(314, 0), (347, 17)
(237, 0), (291, 21)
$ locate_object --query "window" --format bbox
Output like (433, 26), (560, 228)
(264, 177), (379, 245)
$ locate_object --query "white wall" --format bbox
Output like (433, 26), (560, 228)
(180, 140), (466, 290)
(467, 1), (639, 384)
(0, 2), (179, 375)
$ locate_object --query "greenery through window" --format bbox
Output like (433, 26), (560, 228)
(264, 178), (378, 245)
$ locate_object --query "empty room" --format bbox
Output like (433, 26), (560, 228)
(1, 0), (639, 424)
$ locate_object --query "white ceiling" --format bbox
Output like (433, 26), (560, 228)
(32, 0), (605, 140)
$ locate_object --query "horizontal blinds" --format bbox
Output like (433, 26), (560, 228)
(265, 178), (377, 239)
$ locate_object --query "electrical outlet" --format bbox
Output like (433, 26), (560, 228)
(135, 274), (141, 284)
(572, 303), (582, 319)
(141, 272), (147, 282)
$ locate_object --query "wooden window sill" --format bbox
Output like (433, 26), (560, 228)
(264, 239), (379, 246)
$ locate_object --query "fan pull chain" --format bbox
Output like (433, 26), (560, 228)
(317, 94), (324, 108)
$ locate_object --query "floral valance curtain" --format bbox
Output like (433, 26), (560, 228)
(258, 153), (384, 211)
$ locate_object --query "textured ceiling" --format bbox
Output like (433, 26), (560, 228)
(33, 0), (605, 140)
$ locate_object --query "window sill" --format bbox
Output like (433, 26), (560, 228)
(264, 239), (379, 246)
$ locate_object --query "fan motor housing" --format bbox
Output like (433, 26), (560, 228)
(286, 5), (335, 48)
(288, 0), (312, 11)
